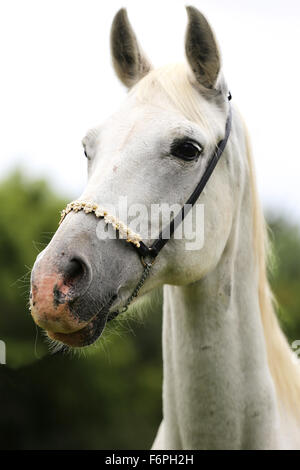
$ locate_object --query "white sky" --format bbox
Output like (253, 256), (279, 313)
(0, 0), (300, 222)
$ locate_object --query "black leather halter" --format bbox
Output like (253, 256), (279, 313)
(108, 94), (232, 321)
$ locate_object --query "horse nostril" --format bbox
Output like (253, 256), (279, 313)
(63, 258), (86, 286)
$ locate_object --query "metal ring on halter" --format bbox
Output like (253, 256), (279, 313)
(141, 255), (156, 269)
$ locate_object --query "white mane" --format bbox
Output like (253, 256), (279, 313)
(135, 62), (300, 425)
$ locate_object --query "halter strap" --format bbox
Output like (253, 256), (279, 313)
(135, 103), (232, 258)
(107, 101), (232, 320)
(59, 95), (232, 322)
(59, 200), (143, 248)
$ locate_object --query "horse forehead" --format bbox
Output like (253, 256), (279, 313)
(101, 101), (182, 145)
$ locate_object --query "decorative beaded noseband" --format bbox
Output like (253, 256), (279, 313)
(59, 200), (142, 248)
(59, 97), (232, 322)
(59, 200), (154, 321)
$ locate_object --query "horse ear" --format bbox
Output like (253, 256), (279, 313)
(185, 6), (221, 89)
(110, 8), (152, 88)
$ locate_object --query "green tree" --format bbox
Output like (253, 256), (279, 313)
(268, 215), (300, 343)
(0, 170), (68, 366)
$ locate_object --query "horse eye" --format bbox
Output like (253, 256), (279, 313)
(171, 140), (202, 161)
(84, 149), (89, 160)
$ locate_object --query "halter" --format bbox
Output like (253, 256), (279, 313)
(59, 94), (232, 322)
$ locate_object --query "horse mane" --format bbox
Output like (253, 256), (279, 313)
(244, 126), (300, 421)
(134, 63), (300, 420)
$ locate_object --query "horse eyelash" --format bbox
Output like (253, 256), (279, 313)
(83, 149), (90, 160)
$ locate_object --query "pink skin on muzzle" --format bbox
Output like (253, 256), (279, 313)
(30, 253), (97, 347)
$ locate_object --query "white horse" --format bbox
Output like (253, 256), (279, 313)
(30, 7), (300, 449)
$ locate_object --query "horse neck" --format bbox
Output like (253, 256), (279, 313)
(161, 138), (280, 450)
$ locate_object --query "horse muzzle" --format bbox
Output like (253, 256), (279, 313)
(29, 208), (145, 347)
(30, 244), (114, 347)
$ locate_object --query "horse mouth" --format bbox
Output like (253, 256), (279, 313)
(46, 297), (116, 348)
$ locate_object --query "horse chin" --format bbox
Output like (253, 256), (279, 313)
(47, 311), (108, 348)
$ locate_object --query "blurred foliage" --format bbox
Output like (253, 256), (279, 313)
(268, 215), (300, 342)
(0, 170), (299, 449)
(0, 169), (67, 366)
